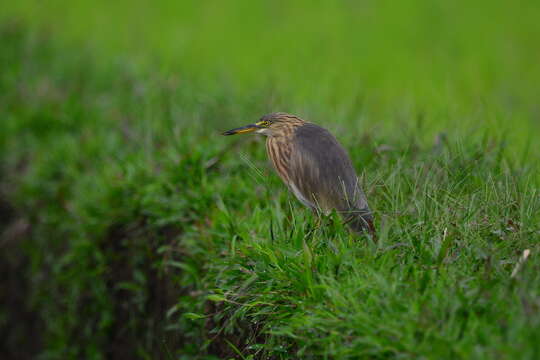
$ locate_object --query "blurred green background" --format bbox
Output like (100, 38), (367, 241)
(2, 1), (540, 359)
(3, 0), (540, 150)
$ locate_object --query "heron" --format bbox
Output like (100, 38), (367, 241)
(223, 112), (374, 235)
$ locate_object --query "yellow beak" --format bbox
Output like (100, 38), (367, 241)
(222, 124), (261, 136)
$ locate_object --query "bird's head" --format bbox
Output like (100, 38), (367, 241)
(222, 112), (305, 137)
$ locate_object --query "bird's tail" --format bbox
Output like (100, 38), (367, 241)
(342, 207), (376, 238)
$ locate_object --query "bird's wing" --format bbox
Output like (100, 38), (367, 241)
(289, 123), (368, 212)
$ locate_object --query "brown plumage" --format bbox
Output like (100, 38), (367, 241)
(223, 112), (374, 235)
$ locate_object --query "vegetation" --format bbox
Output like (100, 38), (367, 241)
(1, 1), (539, 359)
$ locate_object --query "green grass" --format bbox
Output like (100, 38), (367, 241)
(1, 1), (540, 359)
(3, 0), (540, 153)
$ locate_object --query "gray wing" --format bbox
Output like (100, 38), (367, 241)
(289, 123), (369, 213)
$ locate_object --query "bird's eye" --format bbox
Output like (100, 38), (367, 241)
(258, 120), (271, 127)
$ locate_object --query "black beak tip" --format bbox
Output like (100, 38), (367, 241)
(222, 130), (235, 136)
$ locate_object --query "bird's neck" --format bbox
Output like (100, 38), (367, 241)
(268, 123), (303, 139)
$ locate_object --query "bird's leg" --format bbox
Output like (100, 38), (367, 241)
(312, 207), (337, 234)
(305, 206), (323, 237)
(313, 213), (322, 230)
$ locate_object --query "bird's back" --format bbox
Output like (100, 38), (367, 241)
(288, 123), (373, 233)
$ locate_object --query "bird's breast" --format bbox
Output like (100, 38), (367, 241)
(266, 136), (292, 184)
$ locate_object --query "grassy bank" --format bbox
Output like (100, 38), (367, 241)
(1, 2), (540, 359)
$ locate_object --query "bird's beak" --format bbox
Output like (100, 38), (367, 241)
(222, 124), (261, 136)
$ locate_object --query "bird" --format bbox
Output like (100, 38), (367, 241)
(222, 112), (374, 235)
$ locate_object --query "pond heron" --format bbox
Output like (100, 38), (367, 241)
(223, 113), (374, 235)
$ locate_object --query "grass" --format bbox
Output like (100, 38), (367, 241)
(1, 1), (540, 359)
